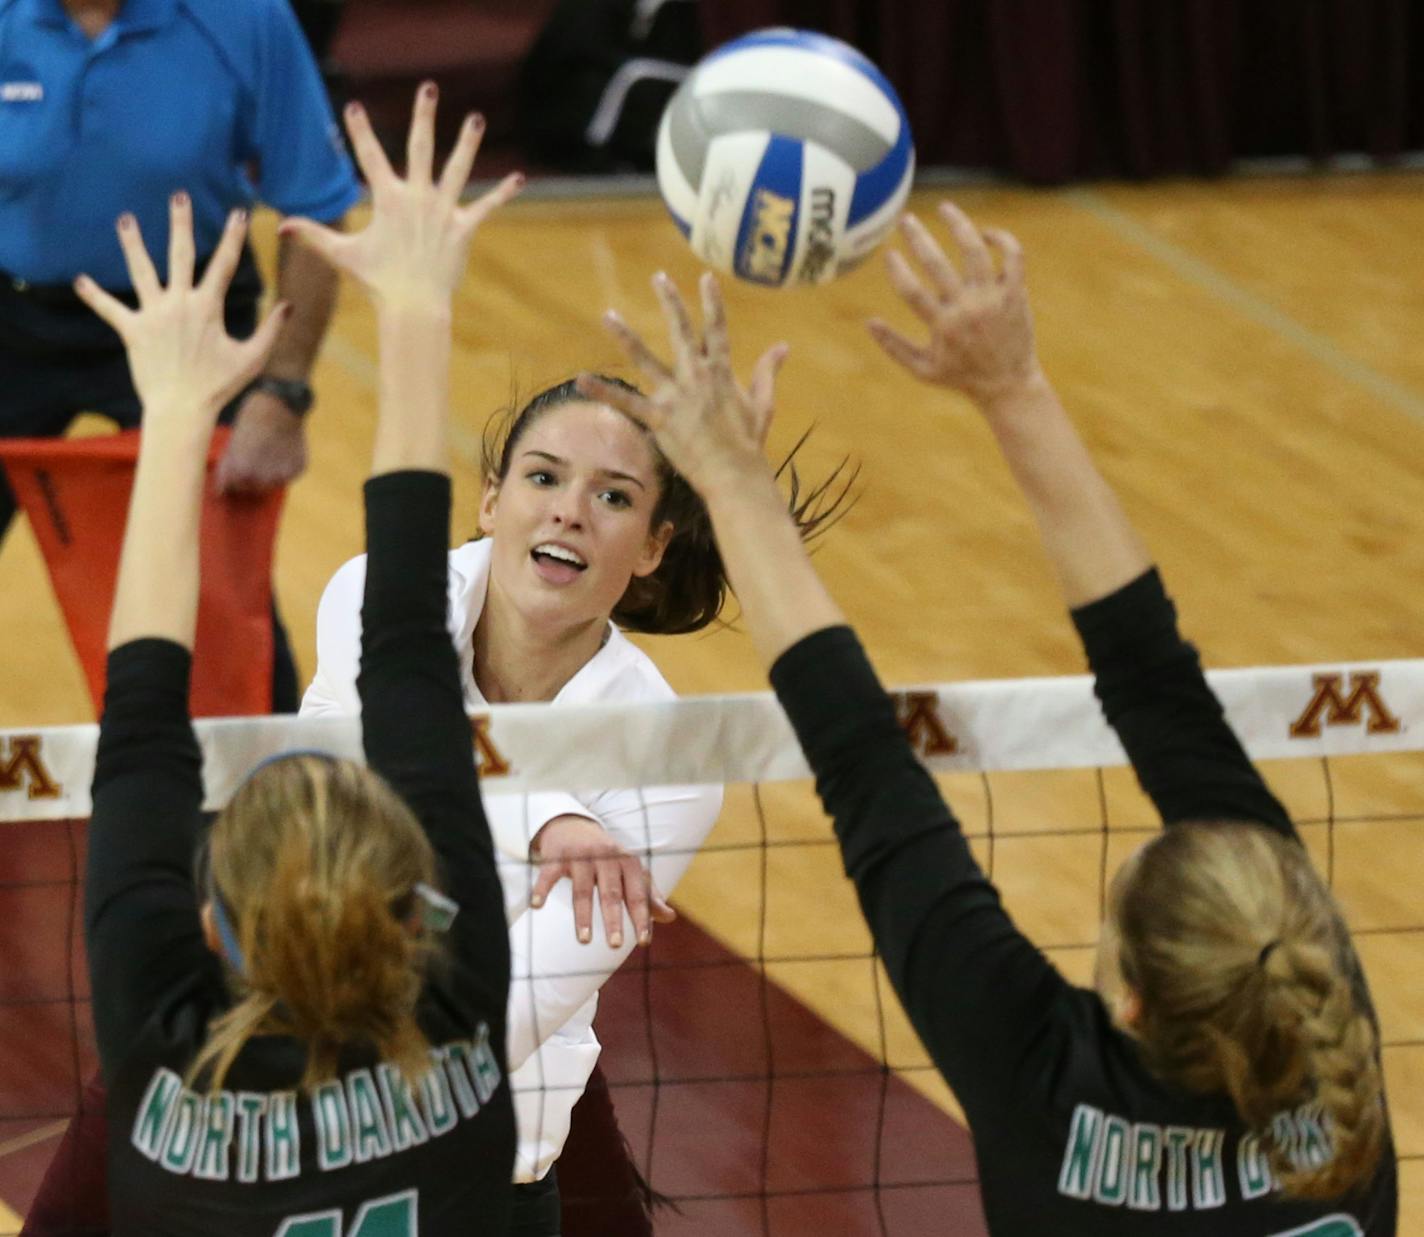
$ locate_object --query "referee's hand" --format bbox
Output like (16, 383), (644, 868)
(528, 815), (675, 949)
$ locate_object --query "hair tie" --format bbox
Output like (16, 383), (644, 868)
(1257, 940), (1281, 968)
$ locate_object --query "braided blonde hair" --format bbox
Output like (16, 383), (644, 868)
(1115, 823), (1384, 1199)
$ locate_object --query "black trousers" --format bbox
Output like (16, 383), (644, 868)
(0, 268), (299, 712)
(510, 1168), (562, 1237)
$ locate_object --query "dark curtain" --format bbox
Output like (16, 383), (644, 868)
(702, 0), (1424, 182)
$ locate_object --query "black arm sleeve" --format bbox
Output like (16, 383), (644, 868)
(85, 640), (218, 1083)
(358, 471), (510, 1011)
(1071, 569), (1295, 839)
(770, 626), (1072, 1120)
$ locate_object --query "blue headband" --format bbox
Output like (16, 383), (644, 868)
(209, 885), (247, 975)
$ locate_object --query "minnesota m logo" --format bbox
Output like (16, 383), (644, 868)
(1289, 672), (1401, 739)
(893, 692), (958, 757)
(470, 716), (511, 778)
(0, 736), (62, 799)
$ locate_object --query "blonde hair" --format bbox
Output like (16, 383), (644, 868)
(189, 755), (437, 1093)
(1116, 823), (1384, 1200)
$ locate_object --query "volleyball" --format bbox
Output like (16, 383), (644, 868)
(655, 29), (916, 288)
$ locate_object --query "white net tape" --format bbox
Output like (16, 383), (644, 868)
(3, 658), (1420, 822)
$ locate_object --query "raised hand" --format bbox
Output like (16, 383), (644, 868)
(868, 201), (1042, 406)
(279, 83), (523, 310)
(579, 272), (788, 496)
(74, 195), (288, 420)
(528, 816), (676, 949)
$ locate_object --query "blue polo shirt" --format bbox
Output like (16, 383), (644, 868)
(0, 0), (360, 289)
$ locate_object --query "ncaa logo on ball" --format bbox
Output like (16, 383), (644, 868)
(656, 29), (915, 288)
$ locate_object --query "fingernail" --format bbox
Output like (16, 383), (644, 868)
(531, 893), (543, 908)
(346, 101), (363, 118)
(471, 112), (486, 131)
(609, 933), (622, 948)
(118, 213), (134, 230)
(639, 929), (652, 946)
(173, 191), (188, 207)
(422, 82), (437, 100)
(511, 171), (526, 188)
(578, 927), (591, 944)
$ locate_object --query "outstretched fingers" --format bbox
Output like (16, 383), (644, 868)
(167, 193), (195, 291)
(576, 370), (661, 432)
(200, 208), (252, 299)
(745, 341), (790, 443)
(406, 82), (438, 188)
(598, 309), (674, 385)
(982, 226), (1025, 287)
(342, 101), (397, 197)
(72, 275), (133, 337)
(885, 247), (938, 323)
(276, 214), (350, 273)
(115, 213), (161, 306)
(652, 272), (701, 376)
(867, 317), (934, 380)
(236, 301), (293, 385)
(457, 170), (525, 235)
(437, 112), (486, 209)
(937, 200), (993, 284)
(899, 212), (961, 301)
(699, 272), (736, 405)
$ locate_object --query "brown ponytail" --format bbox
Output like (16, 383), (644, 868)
(1116, 823), (1384, 1200)
(189, 755), (438, 1093)
(479, 377), (858, 634)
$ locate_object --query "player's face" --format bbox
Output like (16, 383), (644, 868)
(479, 401), (673, 632)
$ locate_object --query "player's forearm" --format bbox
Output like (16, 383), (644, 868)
(978, 373), (1151, 609)
(107, 410), (213, 650)
(370, 305), (451, 477)
(264, 224), (343, 382)
(701, 466), (846, 669)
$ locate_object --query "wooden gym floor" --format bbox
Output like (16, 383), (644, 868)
(1, 173), (1421, 1232)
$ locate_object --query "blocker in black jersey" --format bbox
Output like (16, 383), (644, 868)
(85, 473), (515, 1236)
(768, 571), (1397, 1235)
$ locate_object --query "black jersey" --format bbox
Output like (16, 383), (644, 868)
(768, 571), (1397, 1235)
(85, 473), (515, 1236)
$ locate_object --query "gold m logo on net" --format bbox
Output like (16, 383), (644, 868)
(0, 735), (63, 799)
(893, 691), (959, 758)
(1288, 672), (1402, 740)
(470, 716), (511, 779)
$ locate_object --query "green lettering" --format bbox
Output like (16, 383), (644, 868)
(193, 1092), (234, 1181)
(235, 1093), (267, 1184)
(1128, 1123), (1162, 1211)
(1056, 1104), (1101, 1199)
(265, 1091), (301, 1181)
(1093, 1115), (1131, 1205)
(1163, 1127), (1194, 1211)
(347, 1068), (392, 1162)
(131, 1068), (181, 1161)
(377, 1065), (428, 1152)
(314, 1080), (354, 1172)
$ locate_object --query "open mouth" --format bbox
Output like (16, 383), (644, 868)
(530, 542), (588, 582)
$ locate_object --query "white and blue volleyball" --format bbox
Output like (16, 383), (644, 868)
(656, 28), (915, 288)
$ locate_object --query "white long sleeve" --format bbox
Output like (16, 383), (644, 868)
(301, 540), (726, 1182)
(502, 781), (720, 1072)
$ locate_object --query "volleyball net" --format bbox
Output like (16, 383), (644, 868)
(1, 659), (1420, 1234)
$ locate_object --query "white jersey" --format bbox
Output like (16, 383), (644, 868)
(301, 537), (723, 1182)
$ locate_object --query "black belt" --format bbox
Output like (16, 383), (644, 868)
(0, 246), (263, 355)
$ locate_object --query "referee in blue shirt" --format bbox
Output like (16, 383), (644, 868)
(0, 0), (360, 710)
